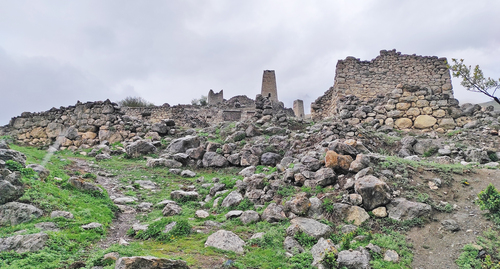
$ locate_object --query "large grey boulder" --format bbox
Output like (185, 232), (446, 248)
(115, 256), (189, 269)
(310, 238), (337, 267)
(205, 230), (245, 254)
(261, 203), (287, 223)
(0, 170), (24, 205)
(202, 152), (228, 167)
(286, 217), (333, 239)
(162, 203), (182, 216)
(387, 198), (432, 221)
(309, 168), (336, 187)
(0, 202), (43, 225)
(300, 156), (321, 172)
(166, 135), (201, 154)
(337, 248), (371, 269)
(355, 175), (391, 211)
(240, 210), (260, 224)
(125, 140), (157, 158)
(221, 191), (243, 208)
(260, 152), (282, 166)
(146, 158), (183, 168)
(0, 232), (49, 253)
(0, 149), (26, 166)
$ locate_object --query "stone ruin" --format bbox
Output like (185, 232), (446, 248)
(261, 70), (278, 102)
(0, 70), (295, 148)
(311, 49), (468, 131)
(293, 99), (305, 119)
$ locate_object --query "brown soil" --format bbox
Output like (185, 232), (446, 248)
(408, 169), (500, 269)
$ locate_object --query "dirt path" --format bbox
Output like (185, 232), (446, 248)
(69, 158), (138, 249)
(409, 169), (500, 269)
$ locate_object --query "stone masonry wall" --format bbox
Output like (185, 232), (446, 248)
(312, 49), (454, 130)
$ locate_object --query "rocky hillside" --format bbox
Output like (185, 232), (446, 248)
(0, 107), (500, 269)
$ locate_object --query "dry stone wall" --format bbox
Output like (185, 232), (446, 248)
(312, 49), (458, 130)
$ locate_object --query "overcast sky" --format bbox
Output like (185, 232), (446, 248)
(1, 0), (499, 125)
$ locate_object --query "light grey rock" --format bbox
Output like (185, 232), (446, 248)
(238, 166), (256, 177)
(125, 140), (157, 158)
(307, 197), (324, 219)
(355, 175), (391, 211)
(137, 202), (153, 212)
(0, 232), (49, 253)
(162, 221), (176, 233)
(115, 256), (189, 269)
(220, 191), (243, 208)
(0, 171), (24, 205)
(341, 224), (358, 234)
(312, 168), (336, 187)
(180, 170), (196, 178)
(205, 230), (245, 254)
(35, 222), (59, 232)
(162, 203), (183, 216)
(283, 236), (304, 256)
(0, 149), (26, 166)
(170, 190), (199, 201)
(240, 210), (260, 224)
(134, 180), (156, 190)
(26, 164), (50, 180)
(337, 248), (371, 269)
(82, 222), (102, 230)
(441, 219), (460, 232)
(202, 152), (228, 168)
(225, 210), (243, 219)
(195, 210), (209, 219)
(300, 156), (321, 172)
(146, 158), (183, 168)
(132, 223), (149, 233)
(209, 183), (226, 196)
(311, 238), (337, 267)
(50, 210), (74, 219)
(261, 203), (287, 223)
(95, 153), (112, 161)
(113, 197), (137, 205)
(286, 217), (333, 239)
(166, 135), (201, 154)
(249, 232), (264, 240)
(285, 192), (311, 216)
(0, 202), (43, 225)
(384, 249), (399, 262)
(387, 198), (431, 221)
(155, 200), (177, 208)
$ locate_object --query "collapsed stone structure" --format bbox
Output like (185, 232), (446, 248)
(311, 49), (466, 131)
(0, 70), (294, 148)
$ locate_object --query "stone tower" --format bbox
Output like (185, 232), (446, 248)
(207, 89), (223, 105)
(293, 99), (305, 119)
(261, 70), (278, 102)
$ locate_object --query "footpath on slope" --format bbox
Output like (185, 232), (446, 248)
(409, 169), (500, 269)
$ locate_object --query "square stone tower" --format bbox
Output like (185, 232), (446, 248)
(261, 70), (278, 102)
(293, 99), (305, 118)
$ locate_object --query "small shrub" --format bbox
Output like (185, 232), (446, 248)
(289, 251), (314, 269)
(83, 173), (97, 179)
(489, 153), (499, 162)
(118, 96), (155, 107)
(294, 231), (317, 249)
(478, 184), (500, 224)
(134, 218), (191, 242)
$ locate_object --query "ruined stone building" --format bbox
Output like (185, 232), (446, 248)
(311, 49), (465, 131)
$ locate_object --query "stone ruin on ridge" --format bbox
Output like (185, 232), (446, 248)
(311, 49), (466, 131)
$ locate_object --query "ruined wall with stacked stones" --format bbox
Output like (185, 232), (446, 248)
(311, 49), (461, 130)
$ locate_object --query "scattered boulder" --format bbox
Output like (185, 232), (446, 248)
(162, 203), (183, 216)
(0, 171), (24, 205)
(0, 232), (49, 253)
(0, 202), (43, 225)
(337, 248), (371, 269)
(68, 177), (103, 193)
(387, 198), (431, 221)
(384, 249), (399, 262)
(0, 149), (27, 166)
(283, 236), (304, 256)
(134, 180), (157, 190)
(261, 203), (287, 223)
(170, 190), (199, 201)
(349, 154), (370, 173)
(346, 206), (370, 226)
(81, 222), (103, 230)
(202, 152), (229, 168)
(181, 170), (196, 178)
(286, 217), (333, 239)
(125, 140), (157, 158)
(240, 210), (260, 224)
(195, 210), (210, 219)
(167, 135), (201, 154)
(441, 219), (460, 232)
(50, 210), (74, 219)
(115, 256), (189, 269)
(372, 207), (387, 218)
(205, 230), (245, 254)
(285, 192), (311, 216)
(225, 210), (243, 219)
(260, 152), (282, 166)
(354, 175), (391, 211)
(146, 158), (183, 168)
(221, 191), (243, 208)
(310, 238), (337, 268)
(238, 166), (256, 177)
